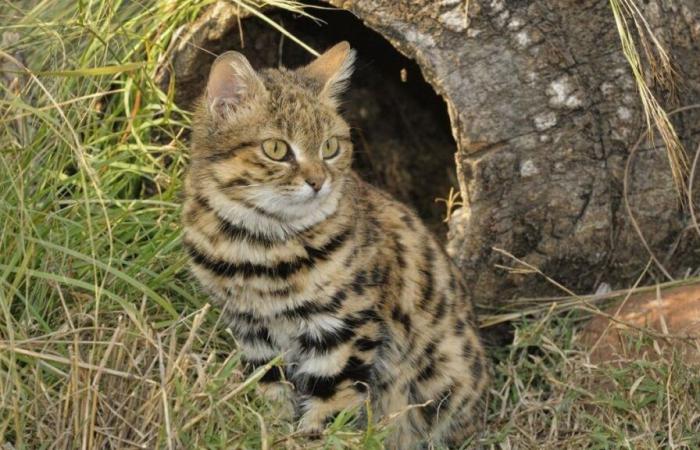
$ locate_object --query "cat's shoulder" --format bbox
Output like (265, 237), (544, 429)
(348, 171), (427, 234)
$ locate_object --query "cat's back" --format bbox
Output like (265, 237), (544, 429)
(346, 172), (488, 446)
(349, 172), (472, 311)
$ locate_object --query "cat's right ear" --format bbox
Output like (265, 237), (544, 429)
(205, 51), (265, 117)
(301, 41), (356, 103)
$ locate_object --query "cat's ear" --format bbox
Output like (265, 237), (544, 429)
(205, 51), (265, 117)
(301, 41), (356, 101)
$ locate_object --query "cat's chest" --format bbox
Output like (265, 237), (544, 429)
(193, 236), (309, 301)
(230, 310), (339, 355)
(207, 235), (350, 313)
(186, 210), (359, 326)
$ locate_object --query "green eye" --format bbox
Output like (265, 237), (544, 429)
(321, 137), (340, 159)
(261, 139), (289, 161)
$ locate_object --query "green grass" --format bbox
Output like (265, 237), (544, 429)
(1, 1), (699, 448)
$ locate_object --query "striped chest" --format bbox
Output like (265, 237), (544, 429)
(182, 194), (356, 317)
(225, 307), (356, 360)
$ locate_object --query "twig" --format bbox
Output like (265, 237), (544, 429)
(0, 345), (157, 384)
(622, 104), (700, 280)
(493, 247), (578, 298)
(491, 247), (697, 343)
(244, 404), (269, 450)
(586, 259), (652, 358)
(156, 333), (175, 450)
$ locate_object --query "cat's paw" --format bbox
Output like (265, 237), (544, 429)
(257, 381), (296, 420)
(297, 414), (325, 439)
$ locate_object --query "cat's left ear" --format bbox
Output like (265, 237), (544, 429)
(301, 41), (356, 102)
(205, 51), (266, 118)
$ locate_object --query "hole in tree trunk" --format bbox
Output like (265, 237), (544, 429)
(168, 3), (457, 237)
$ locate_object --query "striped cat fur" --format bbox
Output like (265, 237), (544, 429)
(182, 42), (489, 448)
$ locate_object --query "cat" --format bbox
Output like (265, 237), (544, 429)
(182, 41), (489, 448)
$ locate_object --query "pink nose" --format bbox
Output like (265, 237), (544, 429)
(305, 176), (324, 192)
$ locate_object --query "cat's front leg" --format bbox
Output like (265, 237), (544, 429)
(294, 348), (373, 434)
(244, 355), (296, 420)
(232, 318), (296, 419)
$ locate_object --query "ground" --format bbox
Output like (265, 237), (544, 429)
(1, 1), (698, 449)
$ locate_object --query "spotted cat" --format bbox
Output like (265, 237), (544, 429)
(182, 41), (489, 448)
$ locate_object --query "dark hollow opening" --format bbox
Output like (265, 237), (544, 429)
(170, 4), (457, 236)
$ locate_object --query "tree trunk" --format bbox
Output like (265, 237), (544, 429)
(330, 0), (700, 304)
(162, 0), (700, 306)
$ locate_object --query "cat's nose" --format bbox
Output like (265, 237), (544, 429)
(305, 174), (326, 192)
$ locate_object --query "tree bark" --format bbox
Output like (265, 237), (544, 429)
(329, 0), (700, 304)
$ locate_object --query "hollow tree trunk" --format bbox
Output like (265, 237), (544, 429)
(164, 0), (700, 306)
(330, 0), (700, 304)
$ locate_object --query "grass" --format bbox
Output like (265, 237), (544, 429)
(1, 0), (699, 448)
(484, 311), (700, 449)
(609, 0), (689, 201)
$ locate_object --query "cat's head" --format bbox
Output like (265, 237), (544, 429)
(190, 42), (356, 224)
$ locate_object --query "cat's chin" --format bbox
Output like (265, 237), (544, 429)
(260, 190), (338, 221)
(205, 179), (344, 238)
(247, 183), (336, 219)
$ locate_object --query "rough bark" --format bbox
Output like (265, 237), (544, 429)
(330, 0), (700, 304)
(162, 0), (700, 306)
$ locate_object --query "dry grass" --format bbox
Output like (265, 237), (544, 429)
(481, 250), (700, 448)
(1, 0), (699, 449)
(0, 0), (385, 447)
(482, 309), (700, 449)
(609, 0), (689, 200)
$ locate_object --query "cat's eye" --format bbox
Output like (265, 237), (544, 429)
(321, 137), (340, 159)
(261, 139), (289, 161)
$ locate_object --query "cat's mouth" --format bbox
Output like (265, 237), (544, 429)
(241, 182), (334, 217)
(285, 191), (328, 207)
(286, 181), (332, 204)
